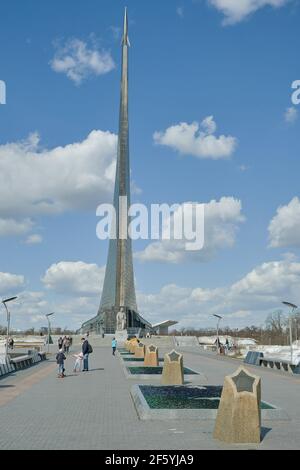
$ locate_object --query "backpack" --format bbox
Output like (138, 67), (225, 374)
(88, 343), (93, 354)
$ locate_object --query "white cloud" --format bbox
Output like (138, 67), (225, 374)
(0, 218), (33, 237)
(109, 26), (121, 41)
(14, 291), (48, 316)
(154, 117), (237, 159)
(281, 252), (298, 262)
(6, 258), (300, 329)
(269, 197), (300, 248)
(208, 0), (290, 25)
(0, 289), (98, 330)
(138, 259), (300, 328)
(0, 130), (117, 228)
(176, 6), (184, 17)
(238, 164), (249, 172)
(25, 234), (43, 245)
(42, 261), (105, 297)
(50, 38), (115, 85)
(285, 106), (298, 124)
(0, 272), (25, 296)
(55, 297), (99, 321)
(6, 291), (55, 329)
(225, 260), (300, 311)
(135, 197), (245, 263)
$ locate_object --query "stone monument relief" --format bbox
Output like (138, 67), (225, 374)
(144, 345), (159, 367)
(213, 366), (261, 444)
(134, 342), (145, 358)
(161, 350), (184, 385)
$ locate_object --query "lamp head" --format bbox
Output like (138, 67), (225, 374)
(282, 301), (298, 310)
(2, 296), (17, 304)
(213, 314), (222, 320)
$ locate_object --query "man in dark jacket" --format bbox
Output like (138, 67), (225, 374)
(56, 349), (66, 378)
(82, 337), (89, 371)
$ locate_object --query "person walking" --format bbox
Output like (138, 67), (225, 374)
(81, 337), (90, 371)
(65, 337), (71, 354)
(62, 336), (67, 353)
(58, 337), (63, 350)
(56, 349), (66, 378)
(112, 337), (117, 356)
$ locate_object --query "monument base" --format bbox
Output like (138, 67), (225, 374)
(115, 330), (128, 346)
(0, 354), (6, 365)
(0, 344), (6, 364)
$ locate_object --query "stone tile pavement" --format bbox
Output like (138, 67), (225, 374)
(0, 345), (299, 450)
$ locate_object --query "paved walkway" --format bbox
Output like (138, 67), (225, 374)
(0, 346), (299, 450)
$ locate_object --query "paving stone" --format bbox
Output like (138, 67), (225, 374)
(0, 346), (299, 449)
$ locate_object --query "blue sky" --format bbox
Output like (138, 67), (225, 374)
(0, 0), (300, 331)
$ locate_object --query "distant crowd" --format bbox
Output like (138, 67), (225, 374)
(57, 335), (73, 353)
(215, 337), (237, 354)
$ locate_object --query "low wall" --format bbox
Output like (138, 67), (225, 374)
(173, 336), (199, 348)
(0, 351), (47, 378)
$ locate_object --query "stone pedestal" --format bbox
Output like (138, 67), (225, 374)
(144, 345), (159, 366)
(213, 366), (261, 444)
(0, 354), (6, 365)
(0, 344), (6, 365)
(134, 343), (145, 358)
(129, 339), (139, 354)
(161, 350), (184, 385)
(115, 330), (128, 346)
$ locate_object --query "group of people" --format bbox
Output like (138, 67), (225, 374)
(56, 335), (92, 378)
(214, 337), (233, 354)
(55, 333), (124, 378)
(57, 336), (72, 354)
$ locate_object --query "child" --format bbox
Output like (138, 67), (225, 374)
(56, 349), (66, 378)
(112, 337), (117, 356)
(73, 352), (83, 372)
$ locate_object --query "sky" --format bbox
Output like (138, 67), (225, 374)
(0, 0), (300, 332)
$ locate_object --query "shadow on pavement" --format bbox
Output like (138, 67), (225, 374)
(0, 374), (16, 381)
(261, 427), (272, 440)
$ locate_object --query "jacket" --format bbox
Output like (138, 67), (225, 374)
(56, 352), (66, 365)
(82, 340), (89, 355)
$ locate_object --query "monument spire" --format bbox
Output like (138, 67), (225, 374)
(122, 7), (130, 47)
(90, 8), (151, 334)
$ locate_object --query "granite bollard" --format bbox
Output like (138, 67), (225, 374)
(161, 350), (184, 385)
(135, 343), (145, 358)
(213, 366), (261, 444)
(129, 339), (139, 354)
(144, 345), (159, 366)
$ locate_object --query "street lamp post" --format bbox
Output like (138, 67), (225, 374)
(293, 312), (299, 344)
(213, 314), (222, 354)
(2, 297), (17, 358)
(282, 302), (298, 363)
(45, 313), (55, 354)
